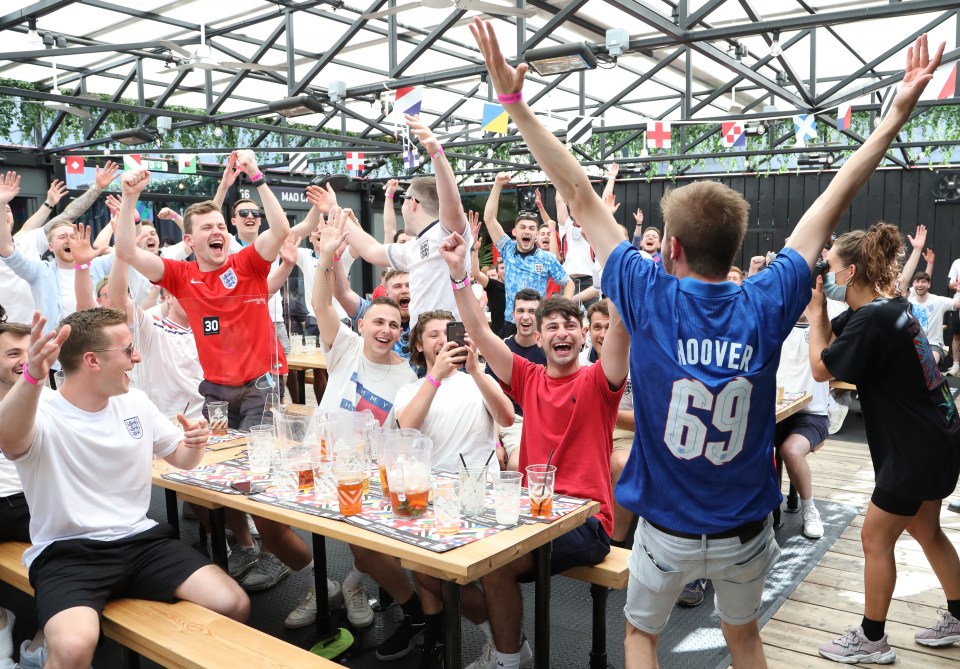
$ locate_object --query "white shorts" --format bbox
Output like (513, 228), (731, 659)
(499, 415), (524, 458)
(624, 515), (780, 634)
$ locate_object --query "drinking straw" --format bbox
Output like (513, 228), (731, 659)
(183, 402), (190, 415)
(536, 448), (556, 516)
(459, 453), (468, 470)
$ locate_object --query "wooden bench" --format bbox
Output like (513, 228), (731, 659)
(561, 546), (631, 669)
(0, 541), (336, 669)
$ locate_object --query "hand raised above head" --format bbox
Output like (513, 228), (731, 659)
(468, 18), (528, 100)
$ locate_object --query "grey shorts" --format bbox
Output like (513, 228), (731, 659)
(624, 515), (780, 634)
(499, 416), (523, 458)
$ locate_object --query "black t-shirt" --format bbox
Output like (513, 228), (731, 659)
(486, 279), (506, 336)
(486, 334), (546, 417)
(822, 297), (960, 499)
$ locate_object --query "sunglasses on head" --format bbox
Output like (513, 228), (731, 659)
(236, 209), (261, 218)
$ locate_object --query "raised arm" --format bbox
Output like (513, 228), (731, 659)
(806, 280), (835, 382)
(383, 179), (400, 244)
(0, 315), (70, 458)
(599, 301), (629, 390)
(897, 225), (926, 295)
(230, 151), (289, 263)
(70, 223), (99, 312)
(156, 206), (184, 231)
(43, 162), (119, 236)
(483, 173), (509, 246)
(311, 209), (350, 350)
(439, 230), (514, 385)
(555, 191), (568, 225)
(923, 248), (934, 277)
(212, 152), (240, 209)
(470, 19), (622, 264)
(406, 114), (465, 234)
(0, 172), (21, 257)
(602, 163), (619, 206)
(15, 179), (66, 238)
(331, 240), (363, 318)
(105, 237), (138, 323)
(114, 171), (165, 283)
(787, 35), (943, 270)
(535, 189), (560, 260)
(468, 211), (489, 288)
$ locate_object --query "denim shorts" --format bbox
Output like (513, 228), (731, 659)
(624, 515), (780, 634)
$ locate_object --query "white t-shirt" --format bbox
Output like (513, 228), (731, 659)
(90, 254), (154, 306)
(160, 241), (190, 261)
(319, 322), (417, 426)
(230, 236), (283, 322)
(12, 388), (181, 567)
(0, 231), (46, 323)
(384, 220), (473, 326)
(393, 372), (499, 472)
(134, 305), (205, 421)
(558, 217), (595, 277)
(0, 386), (56, 497)
(776, 323), (829, 415)
(949, 259), (960, 299)
(57, 267), (77, 318)
(298, 248), (348, 321)
(908, 293), (955, 348)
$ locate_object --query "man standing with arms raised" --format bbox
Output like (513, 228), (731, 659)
(470, 19), (943, 668)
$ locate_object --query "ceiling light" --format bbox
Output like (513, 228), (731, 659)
(524, 43), (597, 76)
(268, 95), (324, 118)
(26, 19), (41, 46)
(111, 127), (157, 146)
(769, 30), (782, 58)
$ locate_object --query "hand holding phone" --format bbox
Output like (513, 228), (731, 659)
(446, 321), (467, 349)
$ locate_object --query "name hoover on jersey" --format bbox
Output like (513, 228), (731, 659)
(676, 338), (753, 371)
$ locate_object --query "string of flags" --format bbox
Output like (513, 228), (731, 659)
(721, 121), (746, 148)
(345, 151), (365, 173)
(793, 114), (817, 147)
(481, 102), (509, 134)
(646, 121), (671, 149)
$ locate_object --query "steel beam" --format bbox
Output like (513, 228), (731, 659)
(207, 20), (287, 114)
(390, 10), (466, 79)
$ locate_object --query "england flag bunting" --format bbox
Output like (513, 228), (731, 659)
(646, 121), (672, 149)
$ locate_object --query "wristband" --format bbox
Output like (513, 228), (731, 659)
(22, 369), (41, 386)
(430, 146), (444, 160)
(425, 374), (441, 389)
(42, 201), (54, 209)
(74, 262), (90, 270)
(333, 255), (341, 262)
(134, 212), (141, 224)
(450, 274), (471, 291)
(497, 91), (523, 105)
(249, 171), (265, 187)
(385, 193), (395, 199)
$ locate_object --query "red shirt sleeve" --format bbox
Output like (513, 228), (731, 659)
(590, 359), (626, 409)
(156, 257), (186, 293)
(233, 245), (272, 280)
(499, 353), (531, 404)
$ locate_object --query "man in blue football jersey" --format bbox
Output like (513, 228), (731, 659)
(470, 19), (942, 668)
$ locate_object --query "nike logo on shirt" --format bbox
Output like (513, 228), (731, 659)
(190, 279), (203, 284)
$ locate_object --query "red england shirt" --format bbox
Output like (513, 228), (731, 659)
(156, 246), (288, 385)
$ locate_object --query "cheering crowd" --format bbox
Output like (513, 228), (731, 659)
(0, 20), (958, 669)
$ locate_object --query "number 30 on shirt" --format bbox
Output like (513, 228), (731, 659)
(663, 377), (751, 465)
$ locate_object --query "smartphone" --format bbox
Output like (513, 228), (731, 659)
(231, 481), (266, 495)
(446, 321), (467, 348)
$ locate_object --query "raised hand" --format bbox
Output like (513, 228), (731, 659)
(385, 178), (399, 196)
(279, 234), (300, 266)
(923, 248), (935, 265)
(632, 208), (644, 225)
(605, 162), (619, 179)
(907, 224), (927, 251)
(316, 208), (349, 258)
(235, 149), (260, 178)
(535, 188), (543, 207)
(105, 194), (123, 214)
(305, 183), (339, 214)
(439, 231), (468, 273)
(178, 415), (210, 449)
(46, 179), (68, 206)
(25, 313), (71, 383)
(404, 114), (440, 156)
(95, 161), (120, 190)
(430, 340), (467, 381)
(468, 210), (482, 250)
(121, 170), (150, 196)
(890, 34), (945, 119)
(157, 207), (178, 220)
(495, 172), (510, 186)
(469, 18), (528, 98)
(0, 172), (21, 205)
(70, 223), (97, 266)
(221, 152), (240, 188)
(603, 192), (621, 214)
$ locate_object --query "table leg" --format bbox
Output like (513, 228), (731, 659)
(441, 581), (462, 669)
(165, 490), (180, 538)
(533, 542), (552, 669)
(297, 370), (306, 405)
(312, 533), (337, 641)
(209, 507), (228, 570)
(588, 583), (608, 669)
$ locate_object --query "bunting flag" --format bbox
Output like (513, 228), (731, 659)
(567, 116), (594, 145)
(721, 121), (746, 148)
(836, 102), (852, 132)
(178, 154), (197, 174)
(481, 103), (509, 134)
(646, 121), (672, 149)
(123, 154), (142, 172)
(346, 151), (365, 173)
(793, 115), (817, 147)
(388, 86), (423, 123)
(65, 155), (84, 175)
(937, 62), (957, 100)
(288, 153), (309, 174)
(403, 145), (419, 170)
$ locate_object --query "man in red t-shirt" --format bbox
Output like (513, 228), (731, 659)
(431, 231), (629, 669)
(115, 154), (323, 623)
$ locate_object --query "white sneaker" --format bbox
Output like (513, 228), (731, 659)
(0, 608), (14, 660)
(464, 637), (533, 669)
(802, 505), (824, 539)
(285, 587), (317, 629)
(342, 582), (374, 628)
(948, 364), (960, 377)
(827, 403), (849, 435)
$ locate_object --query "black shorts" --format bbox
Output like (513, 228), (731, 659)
(0, 493), (31, 542)
(519, 516), (610, 582)
(952, 310), (960, 337)
(871, 487), (923, 516)
(775, 412), (830, 453)
(28, 523), (211, 630)
(199, 378), (283, 431)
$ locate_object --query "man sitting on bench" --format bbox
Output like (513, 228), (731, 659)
(0, 309), (249, 669)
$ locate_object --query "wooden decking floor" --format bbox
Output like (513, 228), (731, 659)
(758, 437), (960, 668)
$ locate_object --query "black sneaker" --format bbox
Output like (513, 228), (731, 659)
(375, 615), (426, 660)
(677, 579), (707, 607)
(417, 641), (444, 669)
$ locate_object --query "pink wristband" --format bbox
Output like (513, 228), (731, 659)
(430, 146), (444, 160)
(134, 212), (141, 224)
(385, 193), (395, 199)
(74, 263), (90, 270)
(22, 370), (41, 386)
(497, 91), (523, 104)
(250, 171), (265, 184)
(425, 374), (441, 389)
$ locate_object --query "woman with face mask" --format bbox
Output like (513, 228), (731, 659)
(807, 222), (960, 664)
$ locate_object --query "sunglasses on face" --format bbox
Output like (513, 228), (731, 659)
(401, 195), (419, 203)
(236, 209), (261, 218)
(91, 343), (136, 358)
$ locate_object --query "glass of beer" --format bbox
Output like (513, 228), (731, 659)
(526, 464), (557, 518)
(383, 435), (433, 518)
(334, 445), (365, 516)
(205, 401), (229, 437)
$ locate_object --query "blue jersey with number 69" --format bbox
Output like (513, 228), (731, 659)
(602, 242), (811, 534)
